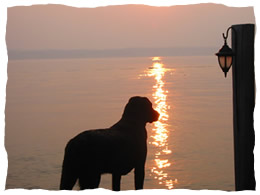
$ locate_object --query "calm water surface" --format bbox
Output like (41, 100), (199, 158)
(5, 56), (234, 190)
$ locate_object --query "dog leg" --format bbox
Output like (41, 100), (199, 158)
(112, 173), (121, 191)
(60, 154), (78, 190)
(79, 173), (101, 190)
(60, 169), (77, 190)
(134, 166), (145, 190)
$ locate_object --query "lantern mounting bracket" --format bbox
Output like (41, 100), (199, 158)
(223, 27), (233, 45)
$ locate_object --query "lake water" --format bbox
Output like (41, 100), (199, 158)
(5, 56), (234, 190)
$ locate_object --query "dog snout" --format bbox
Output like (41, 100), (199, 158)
(152, 109), (160, 122)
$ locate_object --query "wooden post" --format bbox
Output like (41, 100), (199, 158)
(231, 24), (255, 191)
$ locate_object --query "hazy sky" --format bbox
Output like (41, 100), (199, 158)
(6, 3), (255, 51)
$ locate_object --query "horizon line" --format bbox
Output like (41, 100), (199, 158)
(8, 47), (218, 60)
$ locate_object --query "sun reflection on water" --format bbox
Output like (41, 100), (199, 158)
(140, 57), (177, 189)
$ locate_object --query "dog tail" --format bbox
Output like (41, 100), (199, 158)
(60, 140), (78, 190)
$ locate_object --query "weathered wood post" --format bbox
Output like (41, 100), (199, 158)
(231, 23), (255, 191)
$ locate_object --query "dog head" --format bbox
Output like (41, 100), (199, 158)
(122, 96), (159, 123)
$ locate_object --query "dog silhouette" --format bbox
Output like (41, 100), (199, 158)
(60, 96), (159, 191)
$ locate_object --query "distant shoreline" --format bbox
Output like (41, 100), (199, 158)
(8, 47), (218, 60)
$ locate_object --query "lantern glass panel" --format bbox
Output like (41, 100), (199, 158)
(218, 56), (233, 69)
(226, 56), (233, 68)
(218, 56), (226, 69)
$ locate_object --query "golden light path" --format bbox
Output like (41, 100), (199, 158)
(141, 57), (177, 189)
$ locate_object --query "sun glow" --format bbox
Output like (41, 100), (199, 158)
(140, 57), (177, 189)
(152, 56), (161, 62)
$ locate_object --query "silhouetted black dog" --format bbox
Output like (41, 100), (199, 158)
(60, 96), (159, 191)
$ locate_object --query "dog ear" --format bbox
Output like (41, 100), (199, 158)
(122, 97), (139, 118)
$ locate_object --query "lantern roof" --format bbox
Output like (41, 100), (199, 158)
(216, 43), (235, 57)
